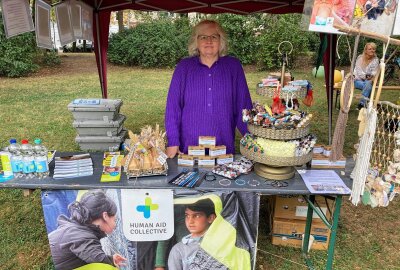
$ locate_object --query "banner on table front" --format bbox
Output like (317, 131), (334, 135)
(121, 189), (174, 241)
(42, 189), (260, 270)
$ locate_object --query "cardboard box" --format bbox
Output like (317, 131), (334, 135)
(209, 145), (227, 157)
(178, 154), (194, 166)
(198, 136), (216, 147)
(311, 153), (346, 169)
(198, 156), (215, 167)
(272, 218), (330, 250)
(188, 146), (205, 156)
(274, 195), (333, 222)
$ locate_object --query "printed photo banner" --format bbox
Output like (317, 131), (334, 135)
(393, 3), (400, 35)
(42, 189), (260, 270)
(1, 0), (34, 38)
(304, 0), (356, 34)
(69, 0), (83, 40)
(354, 0), (398, 36)
(55, 2), (75, 46)
(35, 0), (53, 50)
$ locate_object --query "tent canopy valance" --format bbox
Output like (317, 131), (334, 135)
(79, 0), (305, 14)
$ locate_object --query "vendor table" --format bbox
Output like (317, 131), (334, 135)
(0, 152), (353, 270)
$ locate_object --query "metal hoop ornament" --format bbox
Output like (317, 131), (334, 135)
(277, 41), (293, 56)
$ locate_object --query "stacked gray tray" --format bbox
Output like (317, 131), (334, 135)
(68, 99), (127, 151)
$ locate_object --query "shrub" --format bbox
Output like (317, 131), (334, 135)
(214, 14), (262, 65)
(0, 12), (39, 77)
(108, 18), (191, 67)
(256, 14), (312, 70)
(0, 11), (61, 77)
(108, 14), (316, 70)
(41, 50), (61, 66)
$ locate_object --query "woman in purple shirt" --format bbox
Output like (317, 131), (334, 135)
(165, 20), (252, 158)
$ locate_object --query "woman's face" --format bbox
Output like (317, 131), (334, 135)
(100, 213), (117, 234)
(365, 45), (376, 58)
(196, 24), (220, 59)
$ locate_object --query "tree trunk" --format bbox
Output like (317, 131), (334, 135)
(72, 41), (76, 52)
(83, 40), (87, 52)
(31, 0), (36, 22)
(117, 11), (124, 32)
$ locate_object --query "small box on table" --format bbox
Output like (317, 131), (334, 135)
(311, 153), (346, 169)
(178, 155), (195, 166)
(209, 145), (226, 157)
(198, 136), (216, 147)
(188, 146), (205, 156)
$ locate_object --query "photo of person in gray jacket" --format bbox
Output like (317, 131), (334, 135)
(167, 199), (217, 270)
(48, 190), (127, 270)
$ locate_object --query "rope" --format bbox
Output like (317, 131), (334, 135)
(256, 248), (308, 268)
(330, 34), (360, 161)
(350, 38), (389, 205)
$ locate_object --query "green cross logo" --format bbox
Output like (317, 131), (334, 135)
(136, 197), (159, 219)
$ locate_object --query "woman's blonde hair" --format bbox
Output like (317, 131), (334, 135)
(362, 42), (377, 59)
(188, 20), (228, 56)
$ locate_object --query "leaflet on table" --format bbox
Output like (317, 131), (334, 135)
(53, 170), (93, 179)
(53, 153), (93, 179)
(100, 152), (123, 182)
(297, 169), (351, 194)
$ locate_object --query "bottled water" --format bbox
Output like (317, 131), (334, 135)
(33, 138), (49, 179)
(8, 139), (20, 153)
(21, 139), (35, 179)
(8, 139), (23, 178)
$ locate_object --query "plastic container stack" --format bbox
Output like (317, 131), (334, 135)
(68, 99), (127, 151)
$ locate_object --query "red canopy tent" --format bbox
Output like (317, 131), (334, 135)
(81, 0), (337, 140)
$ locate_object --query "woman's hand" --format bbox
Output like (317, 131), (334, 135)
(166, 146), (179, 158)
(154, 268), (165, 270)
(113, 253), (127, 268)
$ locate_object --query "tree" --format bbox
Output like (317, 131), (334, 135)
(117, 11), (124, 32)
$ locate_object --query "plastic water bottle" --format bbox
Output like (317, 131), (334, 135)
(21, 139), (35, 178)
(33, 138), (49, 179)
(8, 139), (23, 178)
(8, 139), (20, 153)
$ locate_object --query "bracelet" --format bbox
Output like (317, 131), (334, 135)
(219, 179), (231, 186)
(248, 179), (260, 186)
(235, 179), (246, 186)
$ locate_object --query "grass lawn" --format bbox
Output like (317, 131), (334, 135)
(0, 53), (400, 269)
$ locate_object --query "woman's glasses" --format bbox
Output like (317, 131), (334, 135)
(197, 34), (220, 42)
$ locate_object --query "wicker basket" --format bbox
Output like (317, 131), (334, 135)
(256, 85), (308, 99)
(248, 123), (310, 140)
(240, 144), (313, 166)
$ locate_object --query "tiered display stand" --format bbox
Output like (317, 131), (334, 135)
(241, 122), (313, 180)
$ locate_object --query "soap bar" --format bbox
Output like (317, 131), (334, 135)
(199, 136), (216, 147)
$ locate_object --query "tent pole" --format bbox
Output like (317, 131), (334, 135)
(328, 34), (335, 145)
(95, 10), (106, 98)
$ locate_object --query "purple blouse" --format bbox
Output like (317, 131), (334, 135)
(165, 56), (252, 154)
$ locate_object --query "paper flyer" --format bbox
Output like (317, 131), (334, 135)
(100, 152), (123, 182)
(298, 169), (351, 194)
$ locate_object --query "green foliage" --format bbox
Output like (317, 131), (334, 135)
(41, 50), (61, 66)
(108, 14), (317, 69)
(0, 12), (39, 77)
(255, 14), (312, 70)
(108, 17), (191, 67)
(214, 14), (261, 65)
(0, 11), (62, 77)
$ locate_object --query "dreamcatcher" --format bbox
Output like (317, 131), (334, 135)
(351, 39), (391, 206)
